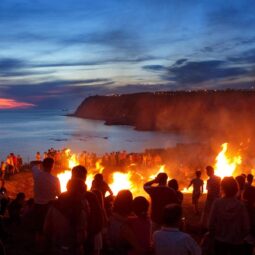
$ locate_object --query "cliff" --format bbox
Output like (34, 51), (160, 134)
(74, 90), (255, 141)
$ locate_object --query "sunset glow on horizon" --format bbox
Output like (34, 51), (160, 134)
(0, 98), (35, 110)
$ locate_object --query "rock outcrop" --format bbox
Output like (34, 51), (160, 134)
(74, 90), (255, 141)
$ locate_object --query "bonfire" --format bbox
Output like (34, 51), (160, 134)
(57, 143), (242, 196)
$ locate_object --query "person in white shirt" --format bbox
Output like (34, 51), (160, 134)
(31, 158), (61, 248)
(153, 204), (201, 255)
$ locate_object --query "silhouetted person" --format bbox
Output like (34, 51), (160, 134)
(144, 173), (178, 231)
(168, 179), (183, 204)
(70, 165), (103, 255)
(245, 174), (254, 189)
(153, 204), (201, 255)
(91, 189), (108, 255)
(91, 173), (113, 197)
(201, 166), (220, 228)
(0, 187), (10, 216)
(44, 178), (88, 255)
(124, 196), (152, 255)
(208, 177), (249, 255)
(242, 185), (255, 255)
(31, 158), (61, 249)
(8, 192), (25, 224)
(188, 170), (204, 214)
(108, 189), (133, 255)
(235, 175), (246, 199)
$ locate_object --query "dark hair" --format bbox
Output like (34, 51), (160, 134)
(132, 196), (149, 217)
(168, 179), (179, 191)
(162, 204), (182, 226)
(206, 166), (214, 176)
(221, 177), (238, 197)
(71, 165), (87, 181)
(196, 170), (201, 178)
(94, 173), (103, 182)
(67, 178), (86, 195)
(42, 157), (54, 172)
(157, 172), (168, 185)
(113, 190), (133, 216)
(16, 192), (25, 201)
(247, 174), (254, 184)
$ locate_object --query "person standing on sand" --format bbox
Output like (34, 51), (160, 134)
(208, 177), (249, 255)
(31, 157), (61, 249)
(201, 166), (221, 228)
(188, 170), (204, 214)
(69, 165), (103, 255)
(144, 172), (178, 232)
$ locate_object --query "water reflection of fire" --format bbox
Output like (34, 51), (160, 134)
(57, 143), (242, 195)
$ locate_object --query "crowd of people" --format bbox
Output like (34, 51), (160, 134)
(0, 155), (254, 255)
(0, 153), (24, 179)
(33, 148), (163, 170)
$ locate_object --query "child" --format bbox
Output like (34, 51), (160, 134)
(91, 173), (113, 198)
(153, 204), (201, 255)
(188, 170), (204, 214)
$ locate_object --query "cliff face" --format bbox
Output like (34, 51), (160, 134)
(74, 91), (255, 141)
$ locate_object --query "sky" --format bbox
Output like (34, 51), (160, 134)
(0, 0), (255, 109)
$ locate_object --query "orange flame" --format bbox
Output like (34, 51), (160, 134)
(95, 159), (104, 174)
(182, 143), (241, 193)
(109, 171), (134, 195)
(149, 165), (166, 179)
(214, 143), (242, 179)
(57, 170), (72, 192)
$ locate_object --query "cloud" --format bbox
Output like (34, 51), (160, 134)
(142, 65), (166, 72)
(201, 47), (214, 53)
(0, 58), (24, 71)
(0, 57), (54, 77)
(34, 55), (157, 69)
(228, 48), (255, 64)
(207, 2), (255, 30)
(0, 78), (115, 109)
(162, 59), (249, 84)
(0, 98), (35, 109)
(174, 59), (188, 66)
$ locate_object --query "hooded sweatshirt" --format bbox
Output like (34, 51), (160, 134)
(208, 197), (250, 244)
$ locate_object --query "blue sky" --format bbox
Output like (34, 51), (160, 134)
(0, 0), (255, 109)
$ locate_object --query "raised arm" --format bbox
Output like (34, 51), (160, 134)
(143, 179), (158, 192)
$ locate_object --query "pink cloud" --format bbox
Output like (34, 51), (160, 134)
(0, 98), (36, 109)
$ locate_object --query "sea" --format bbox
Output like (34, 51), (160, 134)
(0, 109), (194, 162)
